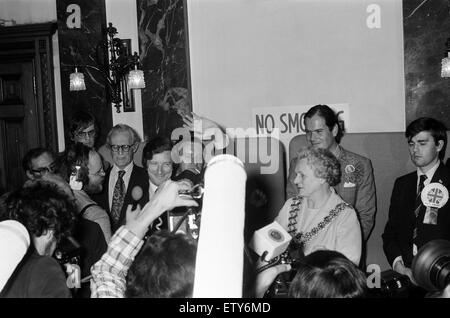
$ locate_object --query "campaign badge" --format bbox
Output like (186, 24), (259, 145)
(344, 164), (355, 174)
(421, 183), (449, 209)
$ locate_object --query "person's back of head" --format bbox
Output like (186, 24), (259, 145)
(125, 230), (197, 298)
(3, 181), (76, 245)
(288, 250), (367, 298)
(60, 142), (91, 186)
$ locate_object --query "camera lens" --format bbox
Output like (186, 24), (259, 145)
(412, 239), (450, 291)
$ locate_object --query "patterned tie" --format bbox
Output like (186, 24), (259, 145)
(413, 174), (427, 244)
(111, 170), (126, 225)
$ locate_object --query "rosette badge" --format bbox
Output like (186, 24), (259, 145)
(344, 164), (355, 174)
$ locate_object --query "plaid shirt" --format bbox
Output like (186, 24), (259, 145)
(90, 226), (143, 298)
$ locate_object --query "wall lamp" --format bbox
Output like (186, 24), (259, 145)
(441, 38), (450, 78)
(69, 23), (145, 113)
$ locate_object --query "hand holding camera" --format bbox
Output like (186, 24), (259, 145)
(125, 180), (198, 239)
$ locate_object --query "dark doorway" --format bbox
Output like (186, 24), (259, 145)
(0, 23), (59, 192)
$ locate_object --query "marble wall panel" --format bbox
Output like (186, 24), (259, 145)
(403, 0), (450, 127)
(57, 0), (112, 147)
(137, 0), (190, 140)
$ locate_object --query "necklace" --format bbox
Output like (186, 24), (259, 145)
(288, 195), (351, 247)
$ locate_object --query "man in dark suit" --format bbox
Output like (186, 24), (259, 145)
(383, 117), (450, 284)
(97, 124), (149, 233)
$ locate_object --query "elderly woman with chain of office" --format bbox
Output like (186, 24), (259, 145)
(275, 147), (362, 265)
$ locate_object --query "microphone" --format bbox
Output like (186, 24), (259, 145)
(131, 186), (143, 210)
(0, 220), (30, 292)
(249, 221), (292, 262)
(193, 154), (247, 298)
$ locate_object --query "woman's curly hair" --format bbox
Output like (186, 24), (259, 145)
(3, 181), (76, 242)
(297, 147), (341, 186)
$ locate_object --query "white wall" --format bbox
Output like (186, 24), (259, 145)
(0, 0), (56, 24)
(105, 0), (144, 140)
(187, 0), (405, 135)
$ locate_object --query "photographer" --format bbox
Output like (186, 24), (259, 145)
(255, 250), (367, 298)
(90, 179), (198, 298)
(0, 182), (76, 298)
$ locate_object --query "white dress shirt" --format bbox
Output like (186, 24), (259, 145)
(148, 181), (158, 200)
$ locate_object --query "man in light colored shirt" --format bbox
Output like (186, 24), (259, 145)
(96, 124), (149, 233)
(383, 117), (450, 284)
(141, 136), (174, 231)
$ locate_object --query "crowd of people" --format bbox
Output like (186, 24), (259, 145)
(1, 105), (450, 298)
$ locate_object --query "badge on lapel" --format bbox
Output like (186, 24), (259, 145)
(343, 164), (357, 187)
(344, 164), (355, 174)
(421, 183), (449, 225)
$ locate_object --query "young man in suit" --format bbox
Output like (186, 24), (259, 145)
(98, 124), (149, 233)
(383, 117), (450, 284)
(286, 105), (377, 243)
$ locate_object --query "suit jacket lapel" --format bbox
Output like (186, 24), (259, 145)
(405, 173), (418, 222)
(430, 162), (447, 185)
(124, 164), (136, 203)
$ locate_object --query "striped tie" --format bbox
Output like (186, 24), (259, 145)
(413, 175), (427, 243)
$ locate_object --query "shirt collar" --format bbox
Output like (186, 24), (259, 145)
(331, 144), (342, 159)
(417, 160), (440, 181)
(112, 161), (134, 175)
(149, 181), (158, 195)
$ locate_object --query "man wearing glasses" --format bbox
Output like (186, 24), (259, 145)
(68, 111), (98, 149)
(22, 148), (58, 181)
(96, 124), (149, 232)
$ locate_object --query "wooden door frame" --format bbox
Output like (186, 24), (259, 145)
(0, 22), (58, 152)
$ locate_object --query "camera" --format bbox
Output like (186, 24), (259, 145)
(412, 239), (450, 292)
(258, 240), (306, 298)
(53, 236), (82, 266)
(262, 252), (306, 298)
(170, 183), (204, 240)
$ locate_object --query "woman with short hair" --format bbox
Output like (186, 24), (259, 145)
(275, 147), (362, 265)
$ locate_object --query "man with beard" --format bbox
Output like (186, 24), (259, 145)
(63, 143), (111, 242)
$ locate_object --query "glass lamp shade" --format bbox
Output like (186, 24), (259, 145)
(69, 69), (86, 91)
(127, 69), (145, 89)
(441, 56), (450, 78)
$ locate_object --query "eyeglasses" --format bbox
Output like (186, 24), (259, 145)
(89, 167), (105, 177)
(110, 144), (134, 153)
(30, 162), (57, 176)
(75, 129), (96, 139)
